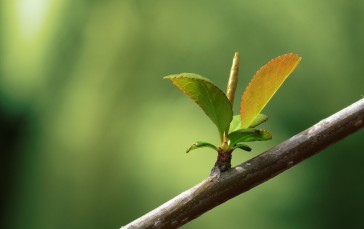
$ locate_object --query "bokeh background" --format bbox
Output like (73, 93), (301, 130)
(1, 0), (363, 228)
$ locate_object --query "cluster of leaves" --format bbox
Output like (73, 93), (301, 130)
(164, 53), (301, 157)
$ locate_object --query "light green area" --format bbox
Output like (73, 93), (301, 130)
(249, 113), (269, 128)
(229, 115), (242, 133)
(230, 113), (269, 133)
(1, 1), (364, 229)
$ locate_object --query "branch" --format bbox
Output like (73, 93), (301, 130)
(122, 98), (364, 229)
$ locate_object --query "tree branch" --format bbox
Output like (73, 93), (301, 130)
(122, 98), (364, 229)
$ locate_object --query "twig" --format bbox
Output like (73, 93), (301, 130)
(122, 98), (364, 229)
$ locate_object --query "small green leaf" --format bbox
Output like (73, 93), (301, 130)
(228, 128), (272, 146)
(186, 141), (218, 153)
(164, 73), (233, 141)
(233, 143), (252, 152)
(229, 115), (242, 133)
(249, 114), (269, 128)
(229, 113), (269, 133)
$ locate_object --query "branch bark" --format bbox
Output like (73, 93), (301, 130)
(122, 98), (364, 229)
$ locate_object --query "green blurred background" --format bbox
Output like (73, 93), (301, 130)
(1, 0), (363, 228)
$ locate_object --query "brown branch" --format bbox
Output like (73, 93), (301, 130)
(121, 98), (364, 229)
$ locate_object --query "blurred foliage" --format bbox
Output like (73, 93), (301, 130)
(0, 0), (363, 228)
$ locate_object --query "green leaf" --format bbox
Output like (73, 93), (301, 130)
(229, 115), (242, 133)
(164, 73), (233, 141)
(233, 143), (252, 152)
(249, 114), (269, 128)
(229, 113), (269, 133)
(186, 141), (218, 153)
(228, 128), (272, 146)
(240, 53), (301, 128)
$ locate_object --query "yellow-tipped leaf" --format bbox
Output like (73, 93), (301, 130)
(240, 53), (302, 128)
